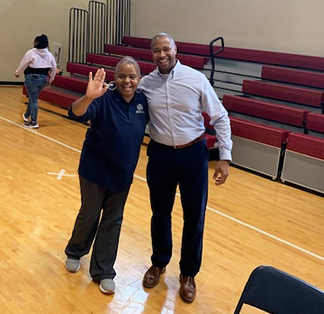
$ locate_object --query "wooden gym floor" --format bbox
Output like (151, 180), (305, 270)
(0, 85), (323, 314)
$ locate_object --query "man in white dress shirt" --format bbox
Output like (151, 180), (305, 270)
(140, 32), (232, 303)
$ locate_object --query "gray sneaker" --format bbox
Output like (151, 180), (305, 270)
(99, 279), (115, 294)
(65, 258), (80, 273)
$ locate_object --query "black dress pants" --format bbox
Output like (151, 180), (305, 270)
(65, 175), (130, 282)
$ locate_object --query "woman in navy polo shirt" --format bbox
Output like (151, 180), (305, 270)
(64, 57), (148, 295)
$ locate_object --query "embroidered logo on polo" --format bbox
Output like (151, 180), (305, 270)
(136, 103), (145, 114)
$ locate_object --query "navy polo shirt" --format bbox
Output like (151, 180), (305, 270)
(68, 89), (149, 192)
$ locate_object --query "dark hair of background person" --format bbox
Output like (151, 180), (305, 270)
(34, 34), (49, 49)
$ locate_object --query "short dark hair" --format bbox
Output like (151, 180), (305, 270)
(151, 32), (176, 49)
(34, 34), (49, 49)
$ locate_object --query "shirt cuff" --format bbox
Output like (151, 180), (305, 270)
(219, 150), (232, 162)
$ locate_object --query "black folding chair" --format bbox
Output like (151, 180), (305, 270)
(233, 265), (324, 314)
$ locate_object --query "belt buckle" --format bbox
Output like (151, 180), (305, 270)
(174, 142), (189, 149)
(173, 134), (204, 150)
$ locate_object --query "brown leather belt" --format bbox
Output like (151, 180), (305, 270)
(173, 134), (205, 149)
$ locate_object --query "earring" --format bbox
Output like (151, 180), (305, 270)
(108, 81), (116, 91)
(136, 87), (142, 93)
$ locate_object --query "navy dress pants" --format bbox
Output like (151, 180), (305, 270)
(146, 139), (209, 277)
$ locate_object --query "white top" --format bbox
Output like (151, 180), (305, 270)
(15, 48), (57, 83)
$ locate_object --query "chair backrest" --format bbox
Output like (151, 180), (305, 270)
(233, 265), (324, 314)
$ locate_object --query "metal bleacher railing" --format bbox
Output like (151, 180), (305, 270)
(69, 8), (88, 64)
(107, 0), (131, 45)
(68, 0), (131, 64)
(88, 1), (107, 55)
(209, 36), (224, 86)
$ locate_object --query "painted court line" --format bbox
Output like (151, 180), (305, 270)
(206, 206), (324, 262)
(48, 169), (77, 180)
(2, 115), (324, 262)
(0, 116), (81, 153)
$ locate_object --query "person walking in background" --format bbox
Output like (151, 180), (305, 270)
(15, 34), (57, 129)
(64, 57), (148, 295)
(140, 33), (232, 303)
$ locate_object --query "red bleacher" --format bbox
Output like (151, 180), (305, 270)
(242, 80), (324, 108)
(66, 63), (115, 81)
(86, 54), (122, 68)
(23, 85), (78, 110)
(230, 117), (290, 148)
(229, 116), (291, 180)
(223, 95), (309, 127)
(305, 112), (324, 134)
(286, 133), (324, 160)
(204, 134), (217, 149)
(202, 112), (213, 130)
(104, 44), (208, 69)
(86, 53), (156, 75)
(219, 48), (324, 71)
(122, 36), (212, 56)
(261, 65), (324, 89)
(201, 112), (217, 149)
(281, 132), (324, 194)
(51, 75), (87, 94)
(122, 36), (150, 49)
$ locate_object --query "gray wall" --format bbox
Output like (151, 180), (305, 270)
(1, 0), (324, 82)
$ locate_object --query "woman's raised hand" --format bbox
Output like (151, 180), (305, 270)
(85, 68), (109, 99)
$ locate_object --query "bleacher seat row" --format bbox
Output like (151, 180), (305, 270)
(261, 65), (324, 89)
(229, 117), (290, 180)
(86, 53), (156, 75)
(105, 44), (209, 69)
(281, 133), (324, 194)
(222, 94), (310, 131)
(306, 112), (324, 137)
(242, 80), (324, 110)
(228, 116), (324, 194)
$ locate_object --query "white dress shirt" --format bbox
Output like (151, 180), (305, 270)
(140, 60), (232, 161)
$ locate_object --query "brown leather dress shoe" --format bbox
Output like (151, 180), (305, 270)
(179, 274), (196, 303)
(143, 265), (166, 288)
